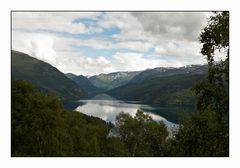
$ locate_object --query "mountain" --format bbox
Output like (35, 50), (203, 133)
(66, 74), (100, 92)
(89, 71), (141, 90)
(65, 73), (77, 80)
(11, 50), (85, 101)
(130, 65), (208, 84)
(107, 65), (208, 106)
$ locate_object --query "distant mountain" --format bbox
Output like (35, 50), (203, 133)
(107, 65), (208, 106)
(66, 74), (100, 92)
(65, 73), (77, 80)
(130, 65), (208, 84)
(89, 71), (141, 90)
(11, 50), (85, 101)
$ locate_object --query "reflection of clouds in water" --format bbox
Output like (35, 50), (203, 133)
(75, 100), (176, 127)
(147, 112), (175, 127)
(75, 102), (138, 123)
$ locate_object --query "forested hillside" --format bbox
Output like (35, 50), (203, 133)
(11, 80), (170, 156)
(11, 50), (85, 101)
(108, 73), (207, 106)
(66, 74), (100, 92)
(89, 71), (140, 90)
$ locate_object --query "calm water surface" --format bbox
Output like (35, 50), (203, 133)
(75, 94), (184, 127)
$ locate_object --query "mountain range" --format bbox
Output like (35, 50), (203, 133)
(12, 50), (208, 108)
(88, 71), (141, 90)
(106, 65), (208, 106)
(65, 73), (100, 92)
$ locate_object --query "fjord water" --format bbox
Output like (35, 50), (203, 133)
(75, 94), (192, 127)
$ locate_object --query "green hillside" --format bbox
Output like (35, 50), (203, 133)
(11, 80), (112, 156)
(11, 50), (85, 102)
(66, 74), (101, 92)
(89, 71), (140, 90)
(107, 73), (207, 106)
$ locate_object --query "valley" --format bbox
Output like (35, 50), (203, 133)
(12, 50), (208, 123)
(10, 11), (229, 157)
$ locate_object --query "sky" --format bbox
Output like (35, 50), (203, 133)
(12, 12), (213, 76)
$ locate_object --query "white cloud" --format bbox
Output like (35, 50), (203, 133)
(54, 51), (115, 76)
(112, 52), (176, 72)
(12, 12), (215, 76)
(12, 12), (103, 34)
(132, 12), (212, 42)
(12, 31), (57, 65)
(11, 29), (206, 76)
(115, 41), (153, 52)
(74, 38), (153, 52)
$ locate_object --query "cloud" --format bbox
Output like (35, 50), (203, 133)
(12, 29), (205, 76)
(131, 12), (211, 42)
(56, 52), (115, 76)
(12, 31), (57, 65)
(56, 51), (179, 76)
(98, 12), (150, 42)
(12, 12), (213, 76)
(154, 40), (206, 64)
(112, 52), (164, 71)
(74, 38), (153, 52)
(12, 12), (103, 34)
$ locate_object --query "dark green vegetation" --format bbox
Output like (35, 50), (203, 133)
(129, 65), (207, 84)
(65, 73), (77, 80)
(115, 111), (169, 156)
(168, 11), (229, 156)
(65, 74), (100, 92)
(11, 12), (229, 157)
(11, 50), (85, 101)
(108, 73), (207, 106)
(11, 80), (169, 156)
(89, 71), (140, 90)
(12, 80), (110, 156)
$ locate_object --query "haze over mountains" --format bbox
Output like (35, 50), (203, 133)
(65, 73), (100, 92)
(11, 50), (85, 101)
(12, 50), (208, 108)
(88, 71), (141, 90)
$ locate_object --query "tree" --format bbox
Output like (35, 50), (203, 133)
(12, 80), (72, 156)
(12, 80), (111, 156)
(169, 109), (228, 156)
(195, 11), (229, 118)
(171, 12), (229, 156)
(115, 110), (168, 156)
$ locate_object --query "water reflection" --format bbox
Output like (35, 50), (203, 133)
(75, 94), (176, 127)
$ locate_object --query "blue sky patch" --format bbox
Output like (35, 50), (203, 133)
(71, 45), (149, 59)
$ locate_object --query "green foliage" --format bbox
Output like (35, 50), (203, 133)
(12, 80), (170, 157)
(168, 12), (229, 156)
(197, 11), (229, 118)
(168, 110), (228, 156)
(108, 73), (206, 106)
(115, 110), (168, 156)
(199, 12), (229, 64)
(102, 137), (129, 156)
(12, 80), (110, 156)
